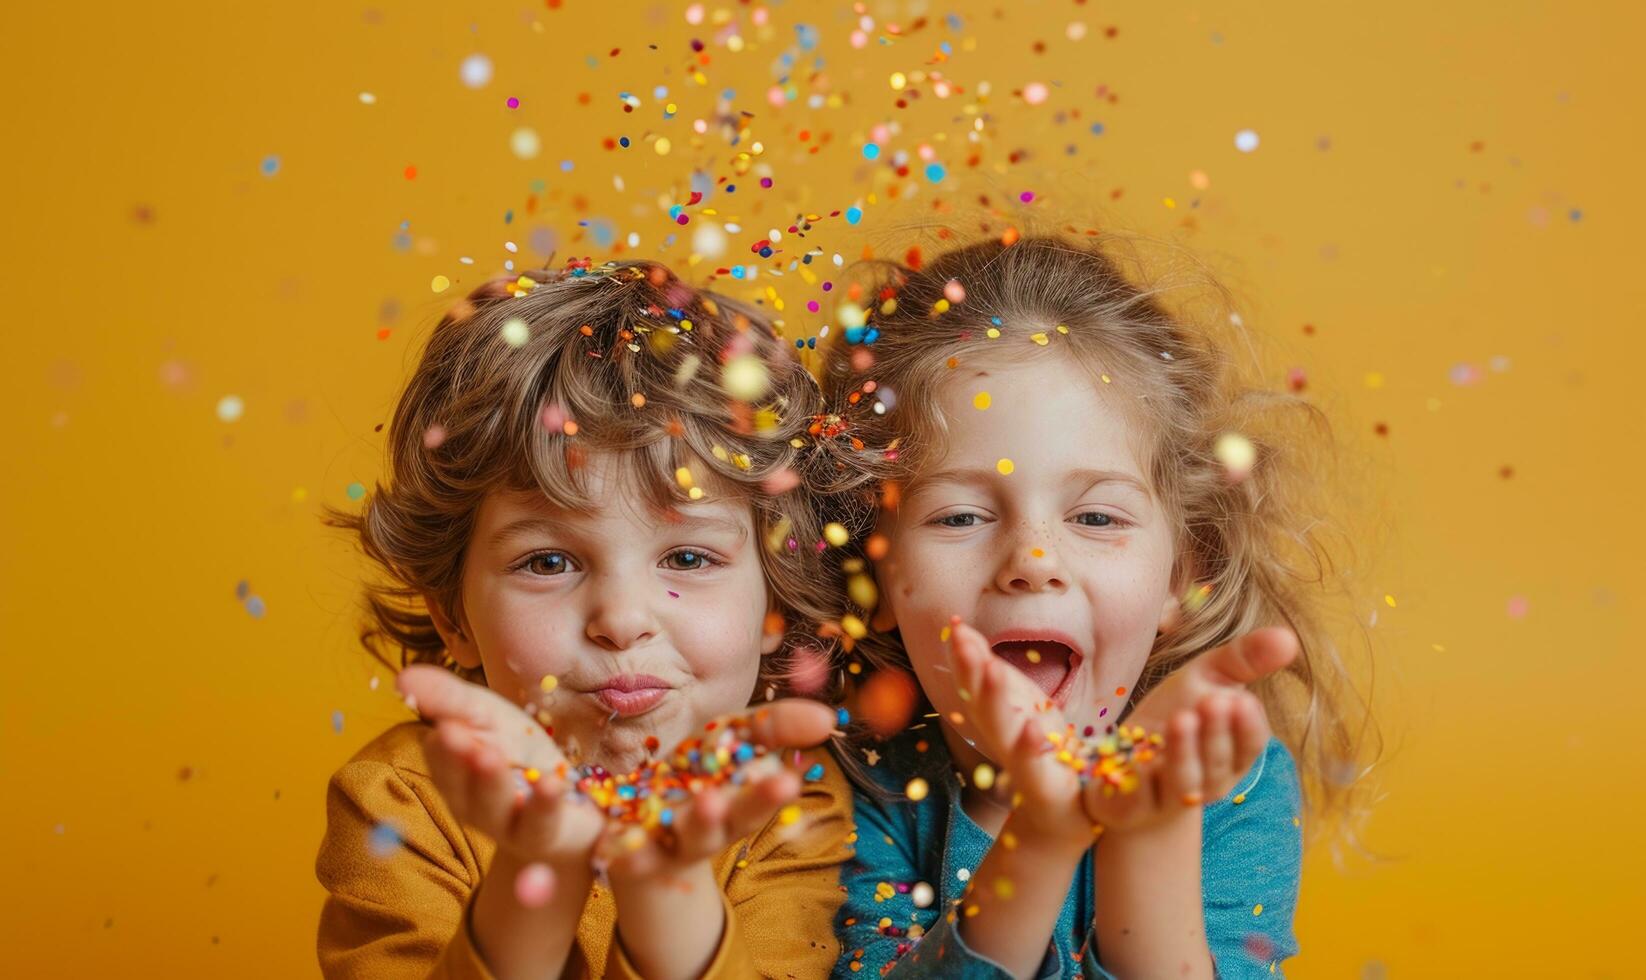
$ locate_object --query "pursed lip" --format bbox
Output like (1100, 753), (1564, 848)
(588, 673), (672, 693)
(581, 674), (674, 719)
(983, 627), (1087, 706)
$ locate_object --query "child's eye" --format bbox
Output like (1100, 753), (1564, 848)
(661, 548), (721, 571)
(1073, 511), (1124, 528)
(520, 551), (575, 576)
(934, 513), (983, 528)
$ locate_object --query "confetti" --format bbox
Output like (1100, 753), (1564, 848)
(1023, 82), (1049, 105)
(514, 863), (555, 907)
(460, 53), (493, 89)
(996, 458), (1014, 475)
(215, 395), (244, 423)
(973, 391), (991, 410)
(1234, 129), (1260, 153)
(722, 354), (770, 399)
(1214, 432), (1256, 482)
(904, 777), (929, 802)
(500, 317), (530, 347)
(911, 881), (935, 908)
(510, 127), (541, 160)
(368, 822), (402, 858)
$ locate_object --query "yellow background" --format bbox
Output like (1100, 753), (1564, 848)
(3, 2), (1641, 976)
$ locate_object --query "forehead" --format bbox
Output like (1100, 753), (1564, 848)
(479, 450), (757, 534)
(929, 353), (1152, 482)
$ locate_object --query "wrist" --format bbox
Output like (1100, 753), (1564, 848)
(1002, 808), (1097, 862)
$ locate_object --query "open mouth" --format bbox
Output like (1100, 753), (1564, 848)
(989, 636), (1083, 705)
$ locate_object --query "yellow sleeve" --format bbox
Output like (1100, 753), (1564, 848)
(315, 725), (503, 980)
(715, 747), (856, 979)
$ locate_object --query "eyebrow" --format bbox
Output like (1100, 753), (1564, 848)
(486, 510), (750, 549)
(919, 466), (1152, 498)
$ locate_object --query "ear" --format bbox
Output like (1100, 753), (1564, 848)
(424, 591), (483, 669)
(760, 605), (784, 656)
(1159, 552), (1202, 637)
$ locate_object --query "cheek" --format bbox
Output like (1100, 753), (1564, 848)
(473, 589), (580, 688)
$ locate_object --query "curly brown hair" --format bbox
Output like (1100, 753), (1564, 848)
(813, 233), (1382, 849)
(326, 260), (846, 705)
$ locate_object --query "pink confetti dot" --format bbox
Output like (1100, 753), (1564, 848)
(1506, 596), (1529, 619)
(506, 96), (520, 109)
(1023, 82), (1049, 105)
(759, 177), (774, 188)
(1019, 191), (1035, 203)
(514, 863), (555, 908)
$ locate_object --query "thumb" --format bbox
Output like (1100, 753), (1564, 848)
(740, 699), (837, 750)
(1198, 627), (1300, 687)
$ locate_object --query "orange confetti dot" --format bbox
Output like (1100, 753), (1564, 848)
(403, 164), (417, 180)
(1115, 686), (1127, 697)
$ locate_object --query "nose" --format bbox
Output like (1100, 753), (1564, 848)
(993, 524), (1068, 594)
(584, 572), (660, 651)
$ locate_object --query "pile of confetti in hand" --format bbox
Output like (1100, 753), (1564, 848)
(1044, 723), (1164, 796)
(554, 711), (796, 833)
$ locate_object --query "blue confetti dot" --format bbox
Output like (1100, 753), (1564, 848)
(862, 143), (881, 161)
(846, 206), (863, 224)
(619, 136), (631, 147)
(235, 580), (250, 600)
(368, 822), (402, 858)
(836, 707), (851, 726)
(804, 763), (825, 782)
(346, 482), (366, 501)
(1090, 122), (1105, 136)
(924, 162), (946, 183)
(1569, 208), (1583, 222)
(260, 155), (281, 177)
(245, 595), (266, 619)
(332, 710), (345, 734)
(559, 160), (574, 172)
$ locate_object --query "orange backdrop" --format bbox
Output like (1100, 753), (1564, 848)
(4, 2), (1642, 976)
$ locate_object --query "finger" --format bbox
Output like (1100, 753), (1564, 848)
(1165, 709), (1205, 807)
(725, 769), (801, 840)
(670, 785), (733, 863)
(424, 726), (477, 816)
(739, 699), (837, 749)
(1007, 715), (1074, 805)
(399, 665), (514, 731)
(467, 736), (527, 833)
(1196, 627), (1300, 688)
(948, 618), (990, 699)
(1229, 693), (1270, 775)
(1199, 695), (1235, 790)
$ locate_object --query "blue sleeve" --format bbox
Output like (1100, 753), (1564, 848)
(834, 795), (1061, 980)
(1201, 738), (1304, 978)
(1077, 738), (1303, 979)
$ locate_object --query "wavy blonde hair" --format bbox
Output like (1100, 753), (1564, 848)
(327, 260), (844, 703)
(812, 233), (1382, 849)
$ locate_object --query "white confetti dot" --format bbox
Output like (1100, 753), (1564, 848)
(216, 395), (244, 423)
(1234, 129), (1260, 153)
(510, 127), (540, 160)
(500, 317), (530, 347)
(911, 882), (935, 908)
(460, 53), (493, 89)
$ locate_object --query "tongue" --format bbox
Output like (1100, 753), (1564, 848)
(992, 641), (1072, 697)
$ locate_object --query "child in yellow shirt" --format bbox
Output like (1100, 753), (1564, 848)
(317, 261), (855, 979)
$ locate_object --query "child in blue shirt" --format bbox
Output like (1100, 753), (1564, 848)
(813, 235), (1374, 977)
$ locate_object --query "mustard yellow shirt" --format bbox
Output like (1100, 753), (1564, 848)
(317, 721), (853, 979)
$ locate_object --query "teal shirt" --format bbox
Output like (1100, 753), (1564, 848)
(834, 729), (1303, 978)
